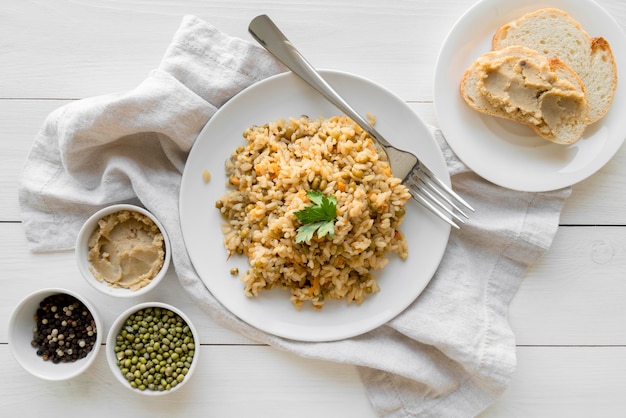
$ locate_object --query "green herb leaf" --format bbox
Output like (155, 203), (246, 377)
(307, 190), (325, 206)
(294, 190), (337, 243)
(316, 220), (335, 239)
(295, 222), (323, 243)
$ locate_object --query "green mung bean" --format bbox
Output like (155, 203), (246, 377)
(114, 307), (195, 392)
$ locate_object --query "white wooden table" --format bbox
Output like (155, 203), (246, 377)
(2, 1), (625, 416)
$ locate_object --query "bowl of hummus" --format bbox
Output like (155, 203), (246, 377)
(76, 204), (171, 298)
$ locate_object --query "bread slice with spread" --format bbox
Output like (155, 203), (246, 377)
(460, 45), (589, 145)
(492, 8), (617, 124)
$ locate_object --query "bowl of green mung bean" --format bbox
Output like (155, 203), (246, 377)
(8, 288), (102, 381)
(106, 302), (198, 395)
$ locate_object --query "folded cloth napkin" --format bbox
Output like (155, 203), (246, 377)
(19, 15), (571, 417)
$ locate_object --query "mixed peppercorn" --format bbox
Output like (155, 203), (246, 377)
(31, 293), (98, 363)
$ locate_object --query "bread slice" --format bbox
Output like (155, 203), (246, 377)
(492, 8), (617, 124)
(460, 46), (590, 144)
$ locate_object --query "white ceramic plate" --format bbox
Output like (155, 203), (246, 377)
(180, 70), (451, 342)
(434, 0), (626, 192)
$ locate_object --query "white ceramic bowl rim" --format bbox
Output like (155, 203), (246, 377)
(105, 302), (199, 396)
(8, 288), (103, 381)
(75, 204), (171, 298)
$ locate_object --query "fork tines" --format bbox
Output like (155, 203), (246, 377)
(403, 166), (474, 229)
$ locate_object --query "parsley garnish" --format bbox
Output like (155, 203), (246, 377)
(294, 190), (337, 243)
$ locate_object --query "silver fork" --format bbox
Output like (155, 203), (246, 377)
(249, 14), (474, 228)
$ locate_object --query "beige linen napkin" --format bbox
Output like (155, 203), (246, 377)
(19, 16), (570, 417)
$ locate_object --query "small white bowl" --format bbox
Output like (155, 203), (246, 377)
(106, 302), (199, 395)
(76, 204), (171, 298)
(8, 288), (103, 381)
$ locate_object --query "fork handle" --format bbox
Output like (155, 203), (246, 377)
(248, 15), (391, 148)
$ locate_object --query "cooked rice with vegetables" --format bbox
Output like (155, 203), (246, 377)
(216, 115), (410, 310)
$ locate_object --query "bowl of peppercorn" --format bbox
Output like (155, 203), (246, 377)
(8, 288), (102, 381)
(106, 302), (199, 395)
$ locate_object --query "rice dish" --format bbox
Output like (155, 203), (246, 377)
(216, 115), (410, 310)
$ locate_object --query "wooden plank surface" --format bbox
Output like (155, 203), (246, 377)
(0, 0), (471, 101)
(2, 0), (625, 416)
(2, 345), (624, 418)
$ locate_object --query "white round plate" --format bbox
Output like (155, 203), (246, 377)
(434, 0), (626, 192)
(180, 70), (451, 342)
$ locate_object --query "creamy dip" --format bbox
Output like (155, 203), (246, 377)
(87, 210), (165, 291)
(478, 55), (585, 135)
